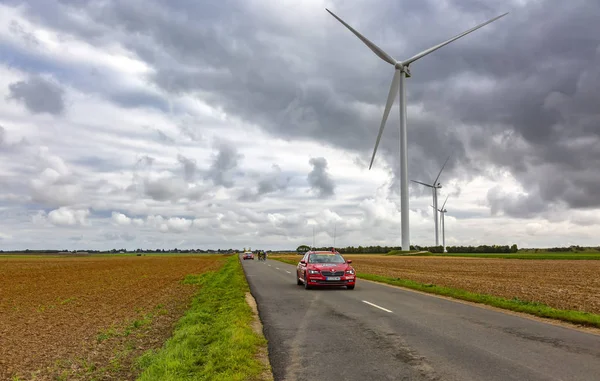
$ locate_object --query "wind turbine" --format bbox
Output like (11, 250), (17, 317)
(412, 155), (450, 246)
(431, 195), (449, 253)
(326, 9), (507, 250)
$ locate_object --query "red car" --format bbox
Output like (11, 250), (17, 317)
(243, 252), (254, 260)
(296, 250), (356, 290)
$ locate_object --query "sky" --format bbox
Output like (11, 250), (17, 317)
(0, 0), (599, 251)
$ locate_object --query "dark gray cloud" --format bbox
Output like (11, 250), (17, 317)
(9, 0), (600, 217)
(7, 75), (66, 115)
(141, 177), (186, 201)
(205, 141), (242, 188)
(238, 164), (291, 202)
(177, 153), (198, 182)
(308, 157), (335, 198)
(487, 185), (546, 218)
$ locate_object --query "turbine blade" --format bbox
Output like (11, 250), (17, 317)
(433, 155), (451, 185)
(441, 195), (449, 210)
(369, 70), (400, 169)
(411, 179), (433, 188)
(326, 8), (396, 66)
(402, 12), (508, 66)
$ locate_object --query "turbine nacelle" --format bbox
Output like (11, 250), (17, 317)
(394, 62), (411, 77)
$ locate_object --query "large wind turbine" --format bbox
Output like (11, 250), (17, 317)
(326, 9), (507, 250)
(412, 155), (450, 246)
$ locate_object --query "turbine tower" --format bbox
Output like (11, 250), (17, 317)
(432, 195), (449, 253)
(326, 9), (507, 250)
(412, 155), (450, 246)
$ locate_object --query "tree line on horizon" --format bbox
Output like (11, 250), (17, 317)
(296, 244), (518, 254)
(295, 244), (600, 254)
(2, 244), (599, 254)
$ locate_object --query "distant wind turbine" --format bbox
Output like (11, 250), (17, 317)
(431, 195), (449, 253)
(326, 8), (507, 250)
(412, 155), (450, 246)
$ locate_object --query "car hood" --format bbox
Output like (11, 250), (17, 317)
(307, 263), (351, 271)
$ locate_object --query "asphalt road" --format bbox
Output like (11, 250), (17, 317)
(241, 256), (600, 381)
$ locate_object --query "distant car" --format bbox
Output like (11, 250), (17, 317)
(296, 250), (356, 290)
(243, 252), (254, 260)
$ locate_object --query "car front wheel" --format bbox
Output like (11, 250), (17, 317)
(304, 274), (311, 290)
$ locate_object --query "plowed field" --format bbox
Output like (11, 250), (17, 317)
(345, 255), (600, 314)
(0, 255), (224, 381)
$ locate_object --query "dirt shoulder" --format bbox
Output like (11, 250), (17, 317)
(246, 292), (275, 381)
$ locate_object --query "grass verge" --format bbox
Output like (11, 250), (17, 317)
(135, 255), (271, 381)
(268, 256), (600, 328)
(358, 272), (600, 328)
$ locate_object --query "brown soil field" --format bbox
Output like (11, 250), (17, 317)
(0, 255), (224, 381)
(343, 255), (600, 315)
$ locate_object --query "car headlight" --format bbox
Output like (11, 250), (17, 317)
(308, 269), (320, 275)
(345, 269), (355, 275)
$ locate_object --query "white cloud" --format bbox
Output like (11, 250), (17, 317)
(111, 212), (132, 226)
(32, 207), (91, 227)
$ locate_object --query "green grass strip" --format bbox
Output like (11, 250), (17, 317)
(135, 256), (269, 381)
(357, 273), (600, 328)
(269, 257), (600, 328)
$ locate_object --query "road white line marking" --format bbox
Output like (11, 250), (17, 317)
(276, 267), (280, 270)
(286, 270), (291, 274)
(268, 265), (272, 267)
(362, 300), (393, 313)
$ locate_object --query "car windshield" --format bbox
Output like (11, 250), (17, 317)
(308, 254), (345, 264)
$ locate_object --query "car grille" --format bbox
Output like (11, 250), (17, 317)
(321, 270), (344, 276)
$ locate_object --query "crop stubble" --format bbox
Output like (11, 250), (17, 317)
(347, 255), (600, 315)
(0, 255), (223, 380)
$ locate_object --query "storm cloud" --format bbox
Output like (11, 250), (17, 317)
(15, 0), (598, 215)
(2, 0), (600, 250)
(308, 157), (335, 198)
(205, 141), (242, 188)
(7, 75), (66, 115)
